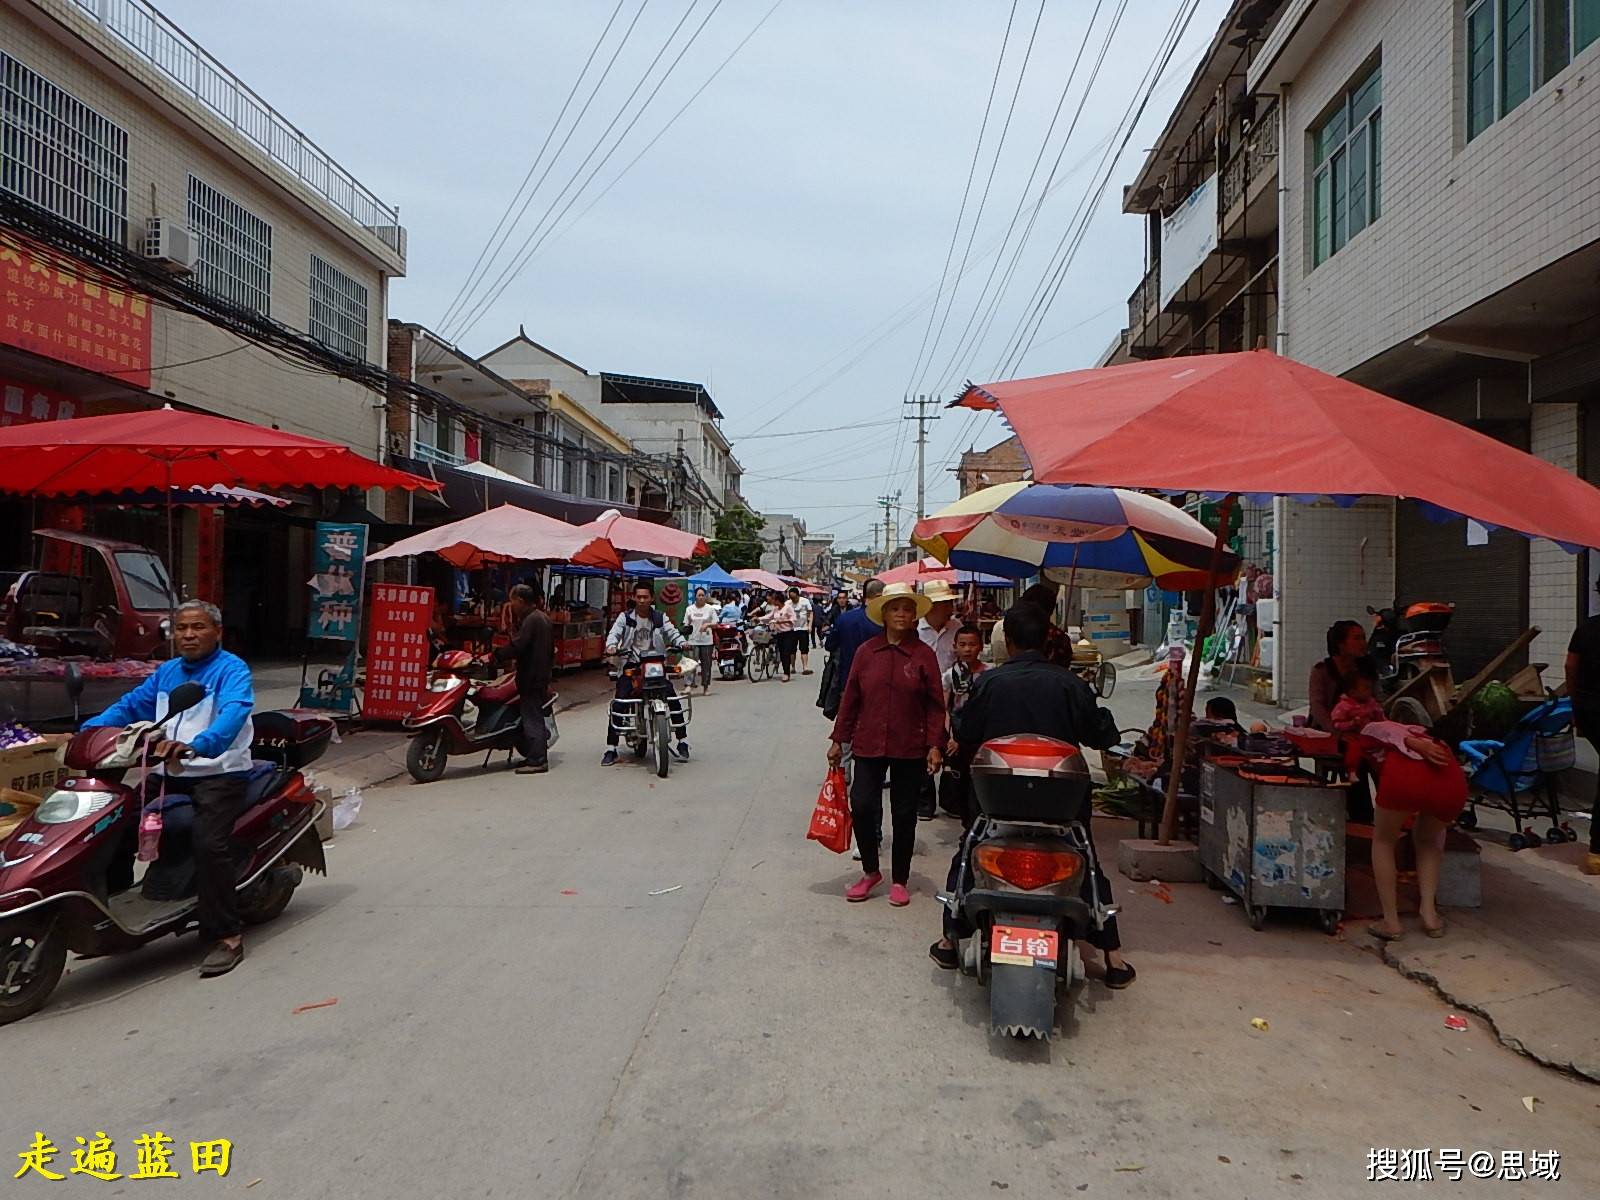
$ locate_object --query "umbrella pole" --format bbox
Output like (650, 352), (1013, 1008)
(1157, 493), (1235, 845)
(165, 461), (177, 654)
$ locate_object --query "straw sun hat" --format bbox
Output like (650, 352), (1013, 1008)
(866, 581), (933, 625)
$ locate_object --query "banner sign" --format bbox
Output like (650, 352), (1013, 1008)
(1159, 172), (1219, 309)
(364, 584), (434, 721)
(0, 379), (79, 427)
(0, 235), (152, 386)
(307, 522), (368, 641)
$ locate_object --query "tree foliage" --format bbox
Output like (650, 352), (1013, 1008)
(703, 505), (766, 570)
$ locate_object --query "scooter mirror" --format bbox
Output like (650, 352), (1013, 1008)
(1365, 605), (1377, 615)
(166, 681), (206, 716)
(63, 661), (84, 703)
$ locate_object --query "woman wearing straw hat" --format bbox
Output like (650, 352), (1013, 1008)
(827, 582), (947, 906)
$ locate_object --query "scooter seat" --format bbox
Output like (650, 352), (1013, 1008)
(244, 760), (289, 805)
(476, 675), (518, 704)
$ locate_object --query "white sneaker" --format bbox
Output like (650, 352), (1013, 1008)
(851, 847), (862, 861)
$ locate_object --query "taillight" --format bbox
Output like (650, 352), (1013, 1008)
(973, 842), (1083, 891)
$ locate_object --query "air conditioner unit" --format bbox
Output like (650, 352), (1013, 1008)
(143, 217), (198, 274)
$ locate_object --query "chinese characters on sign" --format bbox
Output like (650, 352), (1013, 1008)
(0, 379), (78, 428)
(1366, 1148), (1561, 1183)
(15, 1130), (232, 1180)
(989, 924), (1059, 969)
(0, 236), (152, 387)
(307, 522), (368, 641)
(364, 584), (434, 721)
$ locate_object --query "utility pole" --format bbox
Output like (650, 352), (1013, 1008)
(877, 490), (901, 561)
(904, 394), (941, 522)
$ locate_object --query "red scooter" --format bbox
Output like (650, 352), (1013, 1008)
(0, 682), (331, 1025)
(403, 650), (557, 783)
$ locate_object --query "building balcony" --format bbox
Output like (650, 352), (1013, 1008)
(414, 442), (466, 468)
(1220, 102), (1278, 230)
(1127, 264), (1159, 345)
(69, 0), (405, 258)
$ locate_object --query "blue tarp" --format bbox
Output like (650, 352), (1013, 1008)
(684, 562), (749, 591)
(551, 558), (674, 579)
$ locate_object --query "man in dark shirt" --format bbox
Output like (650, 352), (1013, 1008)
(823, 579), (884, 717)
(1565, 588), (1600, 873)
(931, 603), (1136, 988)
(494, 583), (555, 774)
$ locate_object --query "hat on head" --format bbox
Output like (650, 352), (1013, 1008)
(920, 580), (958, 606)
(866, 581), (932, 625)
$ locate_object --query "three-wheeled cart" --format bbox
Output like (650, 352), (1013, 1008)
(1198, 760), (1347, 933)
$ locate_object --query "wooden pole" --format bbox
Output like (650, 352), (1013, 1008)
(1157, 493), (1236, 845)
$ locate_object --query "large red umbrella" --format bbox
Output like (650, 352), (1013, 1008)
(367, 504), (622, 571)
(0, 407), (441, 495)
(579, 509), (708, 561)
(957, 349), (1600, 842)
(957, 349), (1600, 549)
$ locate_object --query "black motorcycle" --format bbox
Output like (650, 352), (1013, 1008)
(940, 734), (1117, 1041)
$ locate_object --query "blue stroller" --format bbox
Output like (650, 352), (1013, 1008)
(1458, 697), (1580, 849)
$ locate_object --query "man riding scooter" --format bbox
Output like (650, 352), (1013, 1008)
(602, 582), (690, 767)
(79, 600), (254, 978)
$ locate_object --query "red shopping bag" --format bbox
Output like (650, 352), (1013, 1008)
(806, 767), (853, 854)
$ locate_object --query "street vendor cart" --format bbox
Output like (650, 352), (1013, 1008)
(1198, 758), (1347, 933)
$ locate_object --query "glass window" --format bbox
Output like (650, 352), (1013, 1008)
(1579, 0), (1600, 50)
(1502, 0), (1534, 112)
(1309, 63), (1381, 268)
(188, 175), (272, 315)
(1467, 2), (1497, 139)
(113, 553), (175, 612)
(1543, 0), (1573, 77)
(309, 254), (369, 362)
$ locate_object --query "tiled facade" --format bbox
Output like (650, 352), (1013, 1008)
(2, 1), (402, 455)
(1529, 403), (1582, 667)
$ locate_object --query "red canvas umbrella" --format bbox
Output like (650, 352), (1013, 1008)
(957, 348), (1600, 842)
(0, 407), (441, 495)
(579, 509), (708, 561)
(367, 504), (622, 571)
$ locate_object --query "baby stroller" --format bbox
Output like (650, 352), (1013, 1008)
(1457, 697), (1579, 849)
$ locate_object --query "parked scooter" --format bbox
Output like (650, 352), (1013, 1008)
(939, 734), (1117, 1041)
(0, 683), (330, 1025)
(608, 651), (694, 778)
(1368, 601), (1454, 691)
(403, 649), (557, 783)
(712, 623), (747, 680)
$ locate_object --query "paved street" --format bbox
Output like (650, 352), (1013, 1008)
(7, 673), (1598, 1198)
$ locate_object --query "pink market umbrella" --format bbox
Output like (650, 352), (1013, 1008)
(579, 509), (708, 561)
(368, 504), (622, 571)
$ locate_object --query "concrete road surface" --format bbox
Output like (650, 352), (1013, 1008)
(6, 671), (1597, 1197)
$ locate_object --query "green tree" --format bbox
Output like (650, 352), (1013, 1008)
(704, 505), (766, 570)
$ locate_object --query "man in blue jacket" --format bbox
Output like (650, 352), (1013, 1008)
(822, 579), (884, 718)
(83, 600), (255, 977)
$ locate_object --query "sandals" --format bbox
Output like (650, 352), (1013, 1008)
(1422, 919), (1447, 938)
(1366, 923), (1404, 942)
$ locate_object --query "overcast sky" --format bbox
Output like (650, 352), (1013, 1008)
(163, 0), (1228, 551)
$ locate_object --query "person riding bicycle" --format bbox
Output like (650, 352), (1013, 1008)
(603, 582), (690, 766)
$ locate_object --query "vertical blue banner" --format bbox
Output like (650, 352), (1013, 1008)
(307, 522), (368, 642)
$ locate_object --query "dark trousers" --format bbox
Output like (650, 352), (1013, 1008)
(775, 630), (799, 675)
(519, 688), (550, 766)
(1589, 737), (1600, 853)
(850, 756), (922, 883)
(187, 772), (251, 943)
(942, 821), (1122, 953)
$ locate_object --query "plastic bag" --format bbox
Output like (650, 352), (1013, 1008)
(545, 710), (560, 749)
(332, 786), (363, 831)
(806, 767), (852, 854)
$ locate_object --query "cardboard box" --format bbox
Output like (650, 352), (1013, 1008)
(0, 737), (73, 797)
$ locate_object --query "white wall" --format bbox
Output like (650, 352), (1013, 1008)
(1274, 498), (1395, 706)
(1529, 403), (1581, 667)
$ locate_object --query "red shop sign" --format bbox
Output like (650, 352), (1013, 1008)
(364, 583), (434, 721)
(0, 235), (152, 387)
(0, 378), (79, 427)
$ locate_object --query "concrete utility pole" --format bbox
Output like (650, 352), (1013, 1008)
(904, 394), (941, 522)
(877, 491), (901, 560)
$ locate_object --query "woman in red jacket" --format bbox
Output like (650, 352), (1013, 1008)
(827, 583), (947, 906)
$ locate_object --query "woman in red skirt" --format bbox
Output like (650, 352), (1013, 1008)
(1357, 719), (1467, 941)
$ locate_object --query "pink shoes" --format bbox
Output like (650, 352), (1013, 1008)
(845, 872), (882, 902)
(888, 883), (910, 907)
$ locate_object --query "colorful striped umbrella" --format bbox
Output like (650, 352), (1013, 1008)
(912, 482), (1240, 589)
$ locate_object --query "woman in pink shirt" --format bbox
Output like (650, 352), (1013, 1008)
(764, 589), (798, 682)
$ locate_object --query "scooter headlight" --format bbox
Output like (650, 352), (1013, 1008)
(427, 677), (458, 692)
(643, 662), (666, 679)
(34, 789), (118, 824)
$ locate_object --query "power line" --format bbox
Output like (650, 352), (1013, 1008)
(434, 0), (635, 334)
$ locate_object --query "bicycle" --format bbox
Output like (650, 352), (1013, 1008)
(747, 625), (778, 682)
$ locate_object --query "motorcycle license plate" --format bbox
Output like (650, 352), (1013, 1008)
(991, 924), (1059, 970)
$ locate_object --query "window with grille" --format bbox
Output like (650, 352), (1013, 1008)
(309, 253), (368, 361)
(187, 175), (271, 314)
(0, 52), (128, 243)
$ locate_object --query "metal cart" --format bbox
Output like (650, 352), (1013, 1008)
(1198, 760), (1347, 933)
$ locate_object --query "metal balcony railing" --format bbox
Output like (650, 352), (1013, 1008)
(414, 443), (466, 468)
(70, 0), (404, 255)
(1127, 264), (1158, 335)
(1220, 103), (1279, 217)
